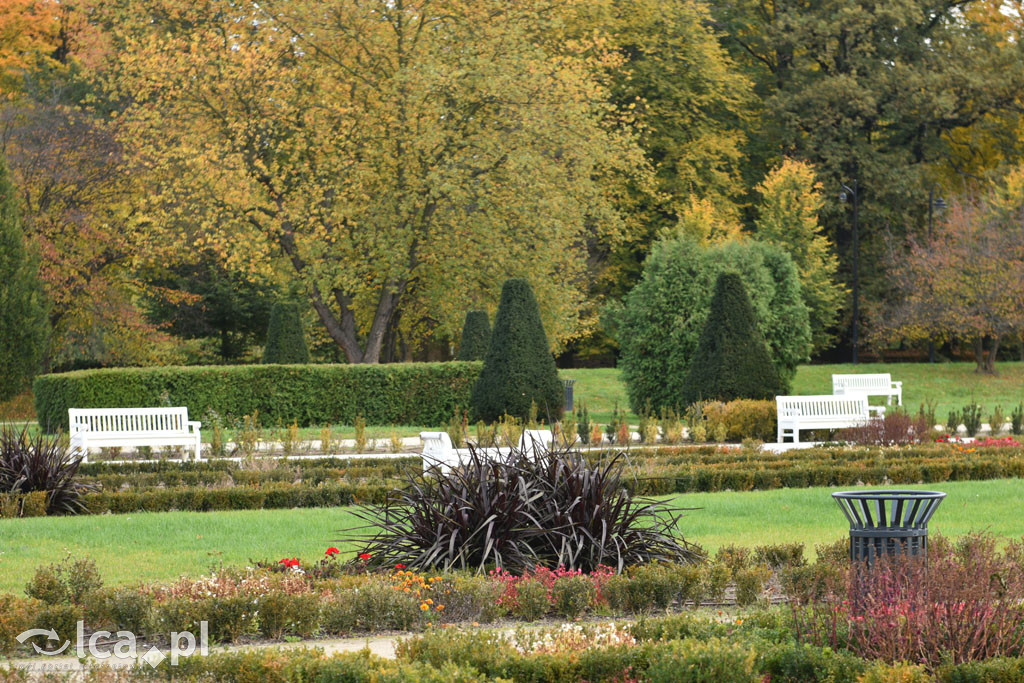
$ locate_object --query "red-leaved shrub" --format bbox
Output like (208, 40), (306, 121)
(793, 533), (1024, 668)
(841, 411), (934, 446)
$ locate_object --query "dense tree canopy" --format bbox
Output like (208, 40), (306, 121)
(104, 0), (647, 363)
(614, 236), (809, 414)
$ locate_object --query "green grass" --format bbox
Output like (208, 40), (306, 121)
(2, 478), (1021, 595)
(792, 361), (1024, 421)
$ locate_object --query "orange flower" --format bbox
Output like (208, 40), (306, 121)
(420, 603), (429, 611)
(436, 604), (445, 611)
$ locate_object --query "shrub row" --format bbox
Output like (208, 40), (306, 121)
(33, 362), (482, 432)
(113, 616), (1024, 683)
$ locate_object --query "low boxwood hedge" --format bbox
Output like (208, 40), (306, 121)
(33, 362), (482, 432)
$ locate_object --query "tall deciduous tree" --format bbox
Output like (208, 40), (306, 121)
(754, 160), (845, 354)
(0, 154), (48, 400)
(877, 171), (1024, 374)
(105, 0), (646, 363)
(713, 0), (1024, 331)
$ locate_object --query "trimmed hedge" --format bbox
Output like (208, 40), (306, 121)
(33, 362), (482, 432)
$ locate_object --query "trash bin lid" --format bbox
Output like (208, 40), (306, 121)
(832, 490), (945, 531)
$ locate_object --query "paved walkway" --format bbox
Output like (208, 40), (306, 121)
(1, 634), (401, 679)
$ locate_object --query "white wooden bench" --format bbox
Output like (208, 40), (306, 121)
(776, 395), (883, 444)
(832, 373), (902, 405)
(420, 431), (458, 471)
(68, 407), (202, 463)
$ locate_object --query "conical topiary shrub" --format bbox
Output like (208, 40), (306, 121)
(470, 279), (563, 423)
(262, 302), (310, 364)
(681, 272), (783, 404)
(457, 310), (491, 361)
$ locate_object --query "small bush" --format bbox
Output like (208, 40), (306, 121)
(85, 587), (153, 634)
(646, 637), (759, 683)
(32, 604), (80, 651)
(714, 545), (752, 574)
(0, 594), (38, 655)
(700, 563), (731, 604)
(551, 576), (596, 619)
(842, 409), (934, 446)
(256, 591), (320, 639)
(753, 543), (805, 569)
(320, 581), (422, 635)
(962, 403), (983, 437)
(25, 556), (102, 605)
(512, 579), (549, 621)
(734, 565), (772, 607)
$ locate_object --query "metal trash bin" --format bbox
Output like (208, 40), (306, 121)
(563, 379), (576, 412)
(832, 490), (946, 565)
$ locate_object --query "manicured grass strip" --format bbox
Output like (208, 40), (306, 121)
(792, 361), (1024, 420)
(2, 478), (1022, 594)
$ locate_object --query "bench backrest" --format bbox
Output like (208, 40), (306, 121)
(420, 431), (454, 460)
(776, 395), (869, 419)
(69, 407), (191, 436)
(832, 374), (892, 393)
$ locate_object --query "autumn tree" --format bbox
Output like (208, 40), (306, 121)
(0, 153), (48, 399)
(713, 0), (1024, 339)
(754, 160), (845, 354)
(105, 0), (646, 363)
(877, 170), (1024, 374)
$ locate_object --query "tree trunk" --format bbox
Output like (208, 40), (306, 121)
(985, 335), (1000, 375)
(974, 337), (985, 373)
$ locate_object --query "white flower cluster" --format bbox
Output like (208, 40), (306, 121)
(511, 622), (636, 655)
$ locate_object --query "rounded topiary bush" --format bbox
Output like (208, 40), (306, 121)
(262, 302), (310, 364)
(613, 236), (810, 414)
(456, 311), (491, 361)
(470, 279), (563, 422)
(681, 273), (783, 404)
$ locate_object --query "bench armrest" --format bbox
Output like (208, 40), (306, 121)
(70, 423), (91, 433)
(891, 381), (902, 389)
(868, 405), (886, 417)
(187, 421), (202, 433)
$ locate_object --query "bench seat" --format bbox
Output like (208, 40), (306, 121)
(776, 395), (883, 444)
(68, 407), (202, 462)
(832, 373), (902, 405)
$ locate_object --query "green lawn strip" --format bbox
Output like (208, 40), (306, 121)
(792, 361), (1024, 420)
(2, 477), (1019, 595)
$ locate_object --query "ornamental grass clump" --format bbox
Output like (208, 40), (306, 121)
(344, 442), (705, 574)
(0, 423), (94, 514)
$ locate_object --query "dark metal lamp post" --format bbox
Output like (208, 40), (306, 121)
(927, 189), (947, 363)
(840, 181), (859, 365)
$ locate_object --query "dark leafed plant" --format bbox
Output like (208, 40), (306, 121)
(343, 442), (705, 573)
(0, 424), (95, 514)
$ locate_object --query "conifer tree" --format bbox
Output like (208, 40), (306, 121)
(0, 154), (48, 400)
(456, 311), (491, 361)
(471, 279), (563, 422)
(262, 302), (310, 364)
(681, 272), (783, 404)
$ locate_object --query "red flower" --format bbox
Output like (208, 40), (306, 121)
(359, 553), (372, 561)
(281, 557), (300, 568)
(395, 563), (407, 570)
(325, 547), (340, 556)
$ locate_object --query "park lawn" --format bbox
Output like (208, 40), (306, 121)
(791, 361), (1024, 421)
(1, 478), (1021, 595)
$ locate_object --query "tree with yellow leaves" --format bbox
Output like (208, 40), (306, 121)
(104, 0), (647, 363)
(754, 160), (846, 354)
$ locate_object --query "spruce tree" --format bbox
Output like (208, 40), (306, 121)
(262, 302), (310, 364)
(470, 279), (563, 422)
(0, 155), (48, 401)
(456, 310), (491, 361)
(680, 272), (783, 404)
